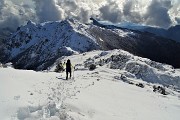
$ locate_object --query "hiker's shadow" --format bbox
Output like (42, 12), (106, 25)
(56, 77), (66, 80)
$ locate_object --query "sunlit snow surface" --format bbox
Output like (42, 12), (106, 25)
(0, 49), (180, 120)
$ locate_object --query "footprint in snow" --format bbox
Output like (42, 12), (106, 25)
(14, 95), (20, 100)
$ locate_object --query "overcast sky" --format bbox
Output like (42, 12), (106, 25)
(0, 0), (179, 31)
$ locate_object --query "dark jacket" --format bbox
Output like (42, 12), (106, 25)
(66, 60), (71, 72)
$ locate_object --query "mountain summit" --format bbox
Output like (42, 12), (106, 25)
(1, 19), (100, 70)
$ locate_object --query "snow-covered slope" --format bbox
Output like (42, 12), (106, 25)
(1, 49), (180, 120)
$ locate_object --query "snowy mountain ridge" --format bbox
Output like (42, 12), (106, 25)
(1, 18), (180, 70)
(9, 19), (99, 57)
(2, 19), (100, 70)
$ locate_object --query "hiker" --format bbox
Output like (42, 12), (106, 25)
(66, 59), (72, 80)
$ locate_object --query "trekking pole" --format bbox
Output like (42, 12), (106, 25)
(73, 66), (75, 80)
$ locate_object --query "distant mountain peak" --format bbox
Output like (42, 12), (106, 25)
(27, 20), (36, 26)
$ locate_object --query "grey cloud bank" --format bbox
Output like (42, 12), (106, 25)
(0, 0), (179, 32)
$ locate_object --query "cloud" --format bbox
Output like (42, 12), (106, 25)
(98, 0), (175, 28)
(0, 0), (36, 31)
(58, 0), (92, 23)
(33, 0), (95, 23)
(77, 7), (91, 23)
(144, 0), (173, 28)
(99, 0), (122, 23)
(33, 0), (65, 22)
(123, 0), (143, 23)
(0, 0), (179, 33)
(0, 0), (94, 32)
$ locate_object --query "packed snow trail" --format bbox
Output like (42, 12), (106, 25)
(0, 68), (68, 119)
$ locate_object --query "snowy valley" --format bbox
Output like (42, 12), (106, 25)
(0, 49), (180, 120)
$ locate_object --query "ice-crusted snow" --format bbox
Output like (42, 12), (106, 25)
(0, 49), (180, 120)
